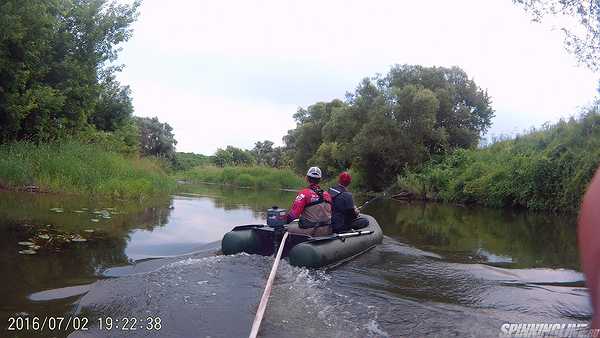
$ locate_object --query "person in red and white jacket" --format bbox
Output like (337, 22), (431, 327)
(284, 167), (333, 237)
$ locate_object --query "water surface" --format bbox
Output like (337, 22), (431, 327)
(0, 185), (589, 337)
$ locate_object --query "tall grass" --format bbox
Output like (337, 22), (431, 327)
(180, 165), (304, 190)
(0, 141), (176, 199)
(398, 110), (600, 212)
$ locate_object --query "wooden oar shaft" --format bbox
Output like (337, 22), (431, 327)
(249, 231), (289, 338)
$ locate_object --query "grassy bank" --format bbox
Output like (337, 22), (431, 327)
(0, 141), (176, 199)
(398, 111), (600, 212)
(180, 165), (304, 190)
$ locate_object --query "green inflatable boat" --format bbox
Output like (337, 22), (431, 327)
(221, 214), (383, 268)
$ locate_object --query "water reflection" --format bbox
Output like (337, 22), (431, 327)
(365, 200), (580, 269)
(0, 191), (174, 337)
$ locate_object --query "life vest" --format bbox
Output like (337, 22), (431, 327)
(299, 186), (332, 229)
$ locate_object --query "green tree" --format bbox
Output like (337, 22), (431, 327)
(284, 65), (494, 191)
(135, 117), (177, 159)
(89, 75), (133, 131)
(173, 152), (210, 171)
(213, 146), (255, 167)
(284, 99), (346, 173)
(309, 142), (349, 178)
(252, 140), (274, 165)
(250, 140), (288, 168)
(0, 0), (140, 142)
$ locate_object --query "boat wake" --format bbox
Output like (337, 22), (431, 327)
(69, 252), (387, 338)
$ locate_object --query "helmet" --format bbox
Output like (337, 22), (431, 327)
(306, 167), (322, 179)
(339, 171), (352, 186)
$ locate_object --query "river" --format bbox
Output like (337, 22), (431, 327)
(0, 184), (591, 337)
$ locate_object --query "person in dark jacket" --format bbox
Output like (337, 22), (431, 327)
(328, 172), (360, 233)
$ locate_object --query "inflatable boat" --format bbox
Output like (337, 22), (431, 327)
(221, 214), (383, 268)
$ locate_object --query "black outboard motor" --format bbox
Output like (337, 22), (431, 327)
(267, 206), (287, 228)
(267, 206), (287, 252)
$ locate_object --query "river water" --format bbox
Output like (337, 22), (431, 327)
(0, 184), (590, 337)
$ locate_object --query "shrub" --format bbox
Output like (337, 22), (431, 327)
(397, 110), (600, 212)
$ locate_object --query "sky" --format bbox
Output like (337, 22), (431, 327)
(116, 0), (599, 154)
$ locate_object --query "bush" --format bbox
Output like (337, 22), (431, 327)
(397, 110), (600, 212)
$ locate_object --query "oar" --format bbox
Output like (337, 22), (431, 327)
(249, 231), (289, 338)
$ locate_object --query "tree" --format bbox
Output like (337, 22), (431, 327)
(173, 152), (210, 171)
(90, 75), (133, 132)
(309, 142), (349, 178)
(213, 146), (255, 167)
(284, 99), (346, 173)
(284, 65), (494, 191)
(250, 140), (288, 167)
(0, 0), (140, 142)
(514, 0), (600, 70)
(251, 140), (275, 165)
(135, 117), (177, 159)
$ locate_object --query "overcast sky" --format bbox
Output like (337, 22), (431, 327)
(116, 0), (599, 154)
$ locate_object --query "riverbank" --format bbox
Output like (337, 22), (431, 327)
(179, 165), (304, 190)
(0, 141), (176, 199)
(398, 111), (600, 212)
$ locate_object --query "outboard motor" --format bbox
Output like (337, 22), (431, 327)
(267, 206), (287, 228)
(267, 206), (287, 252)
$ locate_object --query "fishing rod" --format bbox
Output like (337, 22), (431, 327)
(356, 181), (397, 211)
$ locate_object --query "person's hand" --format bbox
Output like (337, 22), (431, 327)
(354, 206), (360, 215)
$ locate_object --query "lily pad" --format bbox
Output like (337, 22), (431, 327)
(74, 210), (85, 213)
(71, 237), (87, 242)
(18, 249), (37, 255)
(90, 219), (100, 223)
(81, 208), (89, 211)
(18, 241), (34, 246)
(83, 229), (94, 233)
(30, 245), (41, 250)
(49, 207), (64, 213)
(38, 234), (50, 240)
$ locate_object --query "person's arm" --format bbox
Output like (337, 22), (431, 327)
(347, 192), (359, 217)
(579, 168), (600, 328)
(286, 191), (306, 223)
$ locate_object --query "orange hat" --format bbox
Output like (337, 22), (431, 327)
(339, 172), (352, 186)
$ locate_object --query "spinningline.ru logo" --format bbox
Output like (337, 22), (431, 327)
(500, 323), (598, 337)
